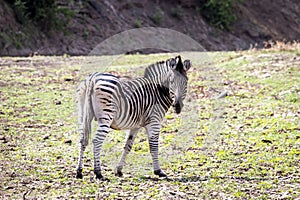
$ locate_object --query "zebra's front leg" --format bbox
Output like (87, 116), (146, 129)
(146, 124), (167, 178)
(115, 128), (140, 177)
(93, 123), (110, 180)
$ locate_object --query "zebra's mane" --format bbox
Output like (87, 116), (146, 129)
(145, 61), (167, 75)
(143, 56), (187, 83)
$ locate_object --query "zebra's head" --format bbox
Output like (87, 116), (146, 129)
(167, 56), (191, 114)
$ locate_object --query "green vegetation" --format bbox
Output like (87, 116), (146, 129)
(152, 7), (164, 25)
(0, 31), (26, 49)
(199, 0), (243, 30)
(171, 5), (183, 19)
(6, 0), (75, 31)
(0, 49), (299, 199)
(134, 19), (143, 28)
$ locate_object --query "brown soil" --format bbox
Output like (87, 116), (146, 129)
(0, 0), (299, 56)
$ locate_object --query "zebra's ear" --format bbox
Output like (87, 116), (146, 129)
(174, 55), (184, 71)
(169, 58), (177, 69)
(183, 60), (191, 72)
(175, 55), (182, 64)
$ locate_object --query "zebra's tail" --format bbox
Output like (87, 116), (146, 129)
(81, 77), (95, 146)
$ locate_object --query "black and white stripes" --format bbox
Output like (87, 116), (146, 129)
(76, 55), (191, 180)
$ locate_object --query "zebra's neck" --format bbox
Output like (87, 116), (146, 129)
(117, 76), (173, 113)
(156, 82), (173, 110)
(144, 67), (173, 111)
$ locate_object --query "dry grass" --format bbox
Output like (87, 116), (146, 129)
(263, 40), (300, 52)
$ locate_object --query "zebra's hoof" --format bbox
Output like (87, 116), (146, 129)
(76, 169), (83, 179)
(154, 169), (168, 178)
(94, 170), (104, 180)
(115, 170), (123, 177)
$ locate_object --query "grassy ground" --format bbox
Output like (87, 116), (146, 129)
(0, 50), (299, 199)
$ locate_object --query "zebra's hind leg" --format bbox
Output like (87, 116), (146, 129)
(76, 130), (86, 179)
(76, 80), (87, 179)
(93, 121), (111, 180)
(146, 124), (168, 178)
(76, 137), (86, 179)
(115, 128), (140, 177)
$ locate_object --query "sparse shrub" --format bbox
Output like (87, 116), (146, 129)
(13, 0), (28, 24)
(126, 0), (134, 9)
(83, 30), (89, 40)
(134, 19), (143, 28)
(195, 6), (201, 14)
(6, 0), (75, 31)
(171, 5), (183, 19)
(152, 7), (163, 25)
(200, 0), (243, 30)
(0, 30), (26, 49)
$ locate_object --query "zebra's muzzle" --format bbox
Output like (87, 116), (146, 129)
(173, 101), (183, 114)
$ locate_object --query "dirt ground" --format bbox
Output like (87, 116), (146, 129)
(0, 49), (299, 199)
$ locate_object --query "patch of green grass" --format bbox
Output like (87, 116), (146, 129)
(1, 51), (299, 199)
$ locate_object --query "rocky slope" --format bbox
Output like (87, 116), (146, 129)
(0, 0), (299, 56)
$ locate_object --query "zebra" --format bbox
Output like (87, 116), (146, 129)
(76, 55), (191, 180)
